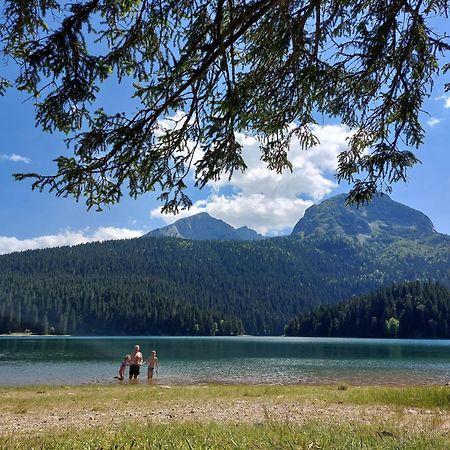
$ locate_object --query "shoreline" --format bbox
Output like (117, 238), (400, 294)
(0, 380), (449, 388)
(1, 333), (449, 339)
(0, 333), (72, 336)
(0, 332), (35, 336)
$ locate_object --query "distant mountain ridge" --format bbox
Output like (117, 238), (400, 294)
(291, 193), (435, 242)
(144, 212), (265, 241)
(1, 193), (449, 336)
(147, 194), (437, 242)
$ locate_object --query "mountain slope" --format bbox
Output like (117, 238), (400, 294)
(292, 194), (435, 242)
(144, 212), (265, 241)
(0, 194), (449, 336)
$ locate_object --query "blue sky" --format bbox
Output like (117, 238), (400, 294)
(1, 59), (449, 254)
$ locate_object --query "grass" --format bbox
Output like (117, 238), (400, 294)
(341, 384), (450, 409)
(0, 421), (448, 450)
(2, 383), (448, 412)
(0, 384), (448, 449)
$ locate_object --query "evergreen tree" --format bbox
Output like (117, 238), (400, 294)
(1, 1), (449, 209)
(286, 281), (450, 339)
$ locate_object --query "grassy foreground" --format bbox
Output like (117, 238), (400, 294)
(1, 421), (448, 450)
(0, 384), (448, 449)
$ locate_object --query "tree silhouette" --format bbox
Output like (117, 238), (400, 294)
(1, 1), (449, 210)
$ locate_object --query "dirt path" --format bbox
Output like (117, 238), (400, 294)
(1, 398), (449, 435)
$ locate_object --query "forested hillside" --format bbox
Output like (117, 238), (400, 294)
(285, 281), (450, 338)
(1, 229), (449, 335)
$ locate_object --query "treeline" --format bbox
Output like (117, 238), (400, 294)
(0, 233), (449, 335)
(285, 280), (450, 338)
(0, 274), (244, 336)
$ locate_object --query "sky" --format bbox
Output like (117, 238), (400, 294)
(1, 51), (450, 255)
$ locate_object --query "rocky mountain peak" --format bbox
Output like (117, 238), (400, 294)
(291, 193), (435, 241)
(144, 213), (265, 241)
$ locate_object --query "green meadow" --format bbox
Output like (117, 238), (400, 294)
(0, 384), (448, 449)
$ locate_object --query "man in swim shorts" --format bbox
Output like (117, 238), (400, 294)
(129, 345), (143, 380)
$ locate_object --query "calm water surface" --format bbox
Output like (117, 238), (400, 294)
(0, 336), (448, 386)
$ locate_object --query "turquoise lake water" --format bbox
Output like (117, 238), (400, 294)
(0, 336), (448, 386)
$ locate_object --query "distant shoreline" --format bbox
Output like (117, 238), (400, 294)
(0, 333), (71, 337)
(1, 333), (448, 339)
(0, 332), (35, 336)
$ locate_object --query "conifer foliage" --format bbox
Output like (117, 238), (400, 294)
(1, 234), (449, 336)
(1, 1), (449, 210)
(285, 280), (450, 338)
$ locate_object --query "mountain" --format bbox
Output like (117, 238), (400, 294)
(1, 194), (449, 336)
(235, 226), (264, 241)
(144, 212), (265, 241)
(292, 193), (435, 242)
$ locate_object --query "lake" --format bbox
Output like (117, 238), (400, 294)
(0, 336), (448, 386)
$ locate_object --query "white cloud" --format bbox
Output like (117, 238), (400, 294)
(0, 153), (31, 164)
(156, 194), (313, 235)
(427, 117), (441, 127)
(151, 124), (351, 234)
(0, 227), (145, 255)
(445, 96), (450, 109)
(436, 94), (450, 109)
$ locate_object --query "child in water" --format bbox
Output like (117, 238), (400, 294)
(115, 354), (131, 380)
(146, 350), (159, 379)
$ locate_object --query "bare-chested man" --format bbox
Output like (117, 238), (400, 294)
(128, 344), (143, 380)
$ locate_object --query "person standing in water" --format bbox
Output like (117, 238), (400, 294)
(114, 354), (131, 381)
(146, 350), (159, 379)
(129, 345), (143, 380)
